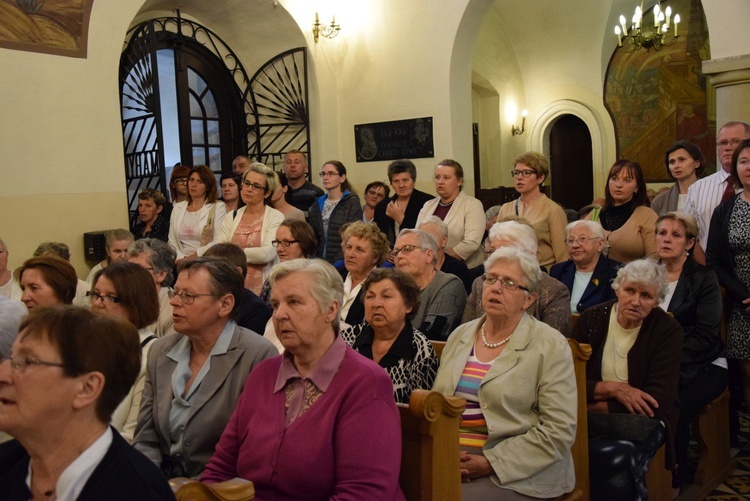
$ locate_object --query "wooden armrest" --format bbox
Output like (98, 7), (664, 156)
(169, 477), (255, 501)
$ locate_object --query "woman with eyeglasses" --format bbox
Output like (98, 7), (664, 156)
(549, 220), (621, 313)
(416, 159), (485, 268)
(308, 161), (363, 263)
(433, 246), (577, 499)
(168, 164), (190, 204)
(218, 163), (284, 295)
(497, 152), (569, 269)
(168, 165), (227, 264)
(89, 262), (159, 443)
(0, 306), (175, 500)
(362, 181), (390, 223)
(587, 160), (658, 263)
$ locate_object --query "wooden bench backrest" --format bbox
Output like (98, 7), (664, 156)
(567, 337), (592, 501)
(170, 477), (255, 501)
(398, 389), (466, 501)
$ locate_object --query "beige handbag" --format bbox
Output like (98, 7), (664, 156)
(200, 203), (217, 247)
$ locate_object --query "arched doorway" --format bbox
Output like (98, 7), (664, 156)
(549, 114), (593, 211)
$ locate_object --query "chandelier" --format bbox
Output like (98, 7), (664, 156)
(614, 3), (680, 52)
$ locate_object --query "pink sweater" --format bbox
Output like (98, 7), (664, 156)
(202, 347), (405, 500)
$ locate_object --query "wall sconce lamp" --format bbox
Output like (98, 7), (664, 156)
(313, 12), (341, 43)
(511, 110), (528, 136)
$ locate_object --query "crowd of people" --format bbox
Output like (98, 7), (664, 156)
(0, 120), (748, 499)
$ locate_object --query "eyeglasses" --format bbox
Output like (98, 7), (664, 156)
(173, 178), (188, 185)
(390, 244), (424, 257)
(87, 291), (121, 303)
(717, 139), (743, 148)
(272, 239), (299, 248)
(167, 289), (220, 305)
(511, 169), (536, 178)
(482, 274), (530, 292)
(319, 171), (340, 178)
(564, 236), (601, 246)
(1, 355), (65, 374)
(242, 180), (267, 192)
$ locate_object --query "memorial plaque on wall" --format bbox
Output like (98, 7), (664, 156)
(354, 117), (434, 162)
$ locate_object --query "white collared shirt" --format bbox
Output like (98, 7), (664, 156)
(27, 426), (112, 501)
(684, 169), (742, 249)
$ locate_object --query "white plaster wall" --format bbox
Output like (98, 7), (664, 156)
(0, 0), (147, 274)
(702, 0), (750, 60)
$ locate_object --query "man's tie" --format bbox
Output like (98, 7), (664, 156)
(721, 177), (736, 204)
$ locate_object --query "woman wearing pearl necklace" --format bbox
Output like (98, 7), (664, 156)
(432, 246), (577, 500)
(572, 259), (683, 499)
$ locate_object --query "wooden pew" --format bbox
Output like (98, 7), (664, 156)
(398, 389), (466, 501)
(430, 340), (446, 361)
(170, 477), (255, 501)
(566, 338), (591, 501)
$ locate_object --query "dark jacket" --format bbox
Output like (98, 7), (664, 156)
(0, 428), (175, 500)
(373, 189), (434, 246)
(441, 253), (471, 294)
(237, 288), (273, 335)
(549, 256), (621, 313)
(308, 191), (363, 263)
(706, 194), (750, 306)
(666, 257), (724, 383)
(572, 300), (683, 468)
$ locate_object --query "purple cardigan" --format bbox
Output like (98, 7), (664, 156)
(202, 346), (405, 500)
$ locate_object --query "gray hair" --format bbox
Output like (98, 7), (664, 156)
(612, 259), (669, 303)
(178, 258), (244, 320)
(488, 221), (538, 255)
(106, 229), (134, 248)
(565, 220), (605, 239)
(485, 205), (501, 224)
(484, 246), (542, 294)
(417, 216), (448, 241)
(128, 238), (176, 287)
(0, 297), (25, 359)
(396, 229), (438, 265)
(268, 259), (343, 333)
(33, 241), (71, 261)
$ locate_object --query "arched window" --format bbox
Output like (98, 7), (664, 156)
(119, 16), (310, 224)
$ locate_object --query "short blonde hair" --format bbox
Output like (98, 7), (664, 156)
(514, 151), (549, 179)
(656, 212), (699, 241)
(343, 222), (390, 265)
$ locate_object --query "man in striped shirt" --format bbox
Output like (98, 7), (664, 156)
(684, 121), (750, 263)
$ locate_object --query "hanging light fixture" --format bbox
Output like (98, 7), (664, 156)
(614, 2), (680, 52)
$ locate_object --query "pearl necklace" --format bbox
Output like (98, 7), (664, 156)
(612, 304), (630, 381)
(437, 199), (455, 207)
(481, 323), (512, 349)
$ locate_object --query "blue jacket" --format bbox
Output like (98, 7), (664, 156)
(549, 256), (621, 313)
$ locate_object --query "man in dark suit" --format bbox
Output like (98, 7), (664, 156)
(550, 220), (621, 313)
(133, 258), (277, 478)
(374, 159), (434, 246)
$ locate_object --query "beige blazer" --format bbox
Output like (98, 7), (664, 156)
(133, 324), (278, 478)
(432, 315), (577, 498)
(416, 191), (486, 268)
